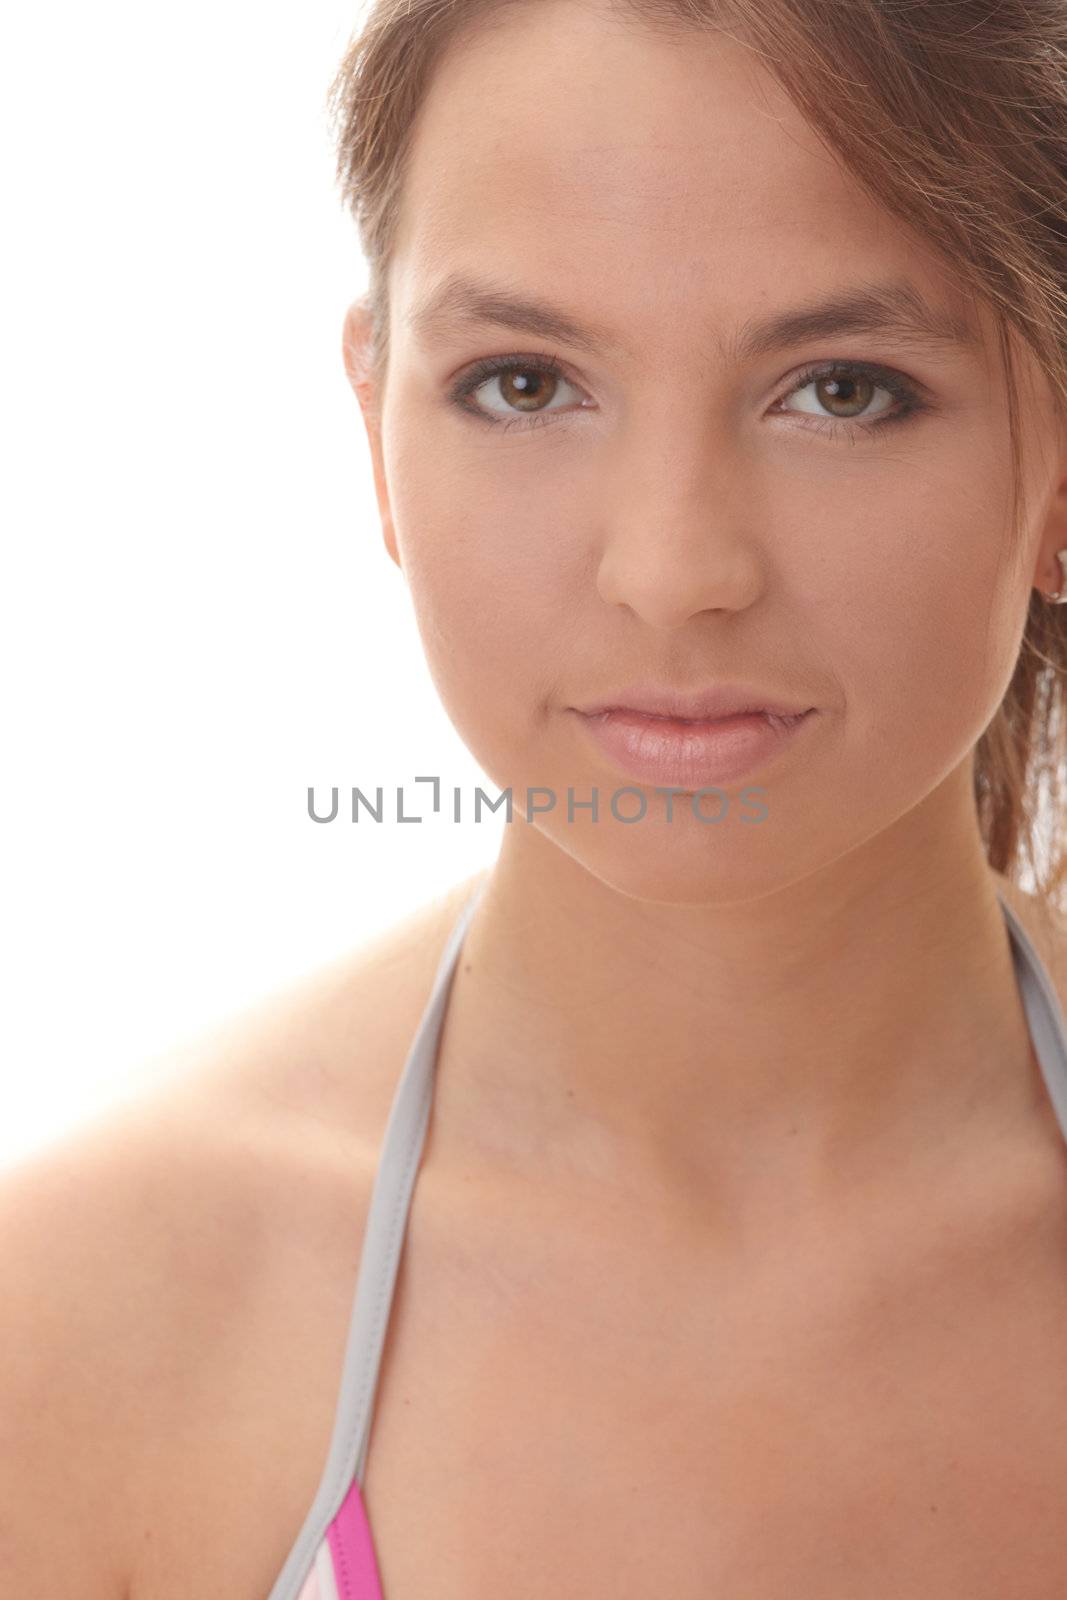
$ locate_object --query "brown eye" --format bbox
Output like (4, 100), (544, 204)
(777, 362), (919, 429)
(450, 355), (584, 428)
(495, 367), (561, 412)
(811, 371), (877, 417)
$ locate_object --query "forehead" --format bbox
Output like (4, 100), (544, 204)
(389, 0), (978, 356)
(398, 3), (824, 217)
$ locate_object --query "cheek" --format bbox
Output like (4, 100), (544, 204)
(387, 433), (578, 710)
(808, 494), (1024, 775)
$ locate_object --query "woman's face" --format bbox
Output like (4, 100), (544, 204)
(348, 0), (1065, 902)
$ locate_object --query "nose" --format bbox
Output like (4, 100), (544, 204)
(595, 458), (763, 628)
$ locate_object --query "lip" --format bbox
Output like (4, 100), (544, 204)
(571, 705), (816, 788)
(576, 681), (814, 721)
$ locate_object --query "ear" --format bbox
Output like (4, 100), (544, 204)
(342, 299), (401, 571)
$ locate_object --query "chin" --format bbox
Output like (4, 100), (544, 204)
(530, 811), (821, 908)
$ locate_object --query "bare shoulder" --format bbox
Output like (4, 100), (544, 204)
(0, 1073), (288, 1597)
(0, 869), (489, 1598)
(0, 1111), (165, 1598)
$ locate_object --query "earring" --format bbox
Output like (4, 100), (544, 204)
(1043, 548), (1067, 604)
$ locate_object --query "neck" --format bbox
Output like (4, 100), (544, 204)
(434, 801), (1048, 1219)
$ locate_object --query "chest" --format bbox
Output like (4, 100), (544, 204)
(357, 1201), (1067, 1599)
(132, 1158), (1067, 1600)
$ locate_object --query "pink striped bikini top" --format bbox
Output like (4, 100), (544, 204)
(265, 883), (1067, 1600)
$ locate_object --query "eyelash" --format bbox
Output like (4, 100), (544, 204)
(447, 352), (931, 439)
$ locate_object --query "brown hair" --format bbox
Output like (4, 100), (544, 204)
(326, 0), (1067, 922)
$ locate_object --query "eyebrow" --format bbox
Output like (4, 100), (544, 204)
(406, 272), (981, 364)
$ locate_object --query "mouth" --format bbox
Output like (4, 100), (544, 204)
(589, 707), (810, 730)
(570, 705), (816, 788)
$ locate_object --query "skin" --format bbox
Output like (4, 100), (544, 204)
(340, 0), (1067, 1228)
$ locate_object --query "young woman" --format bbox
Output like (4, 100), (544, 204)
(5, 1), (1067, 1596)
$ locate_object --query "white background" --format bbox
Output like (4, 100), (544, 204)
(0, 0), (500, 1168)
